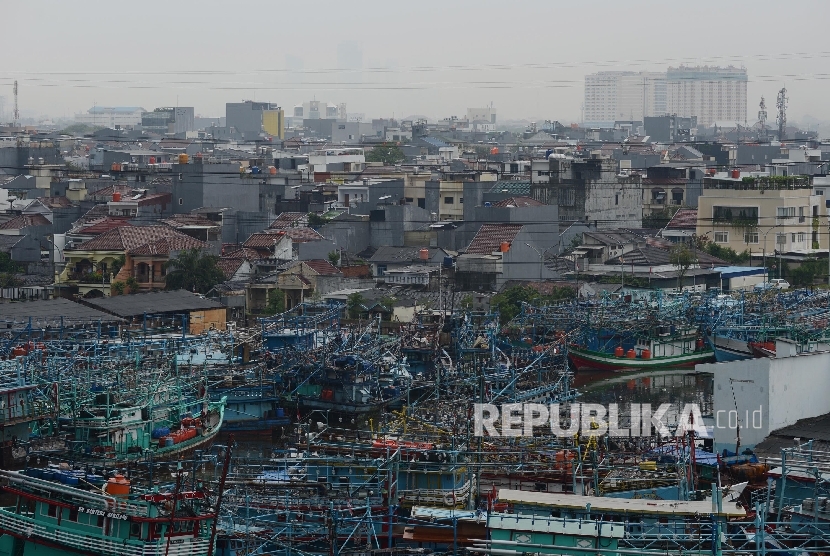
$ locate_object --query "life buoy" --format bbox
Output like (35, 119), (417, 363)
(444, 492), (457, 506)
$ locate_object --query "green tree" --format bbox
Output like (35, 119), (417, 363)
(327, 250), (340, 267)
(346, 292), (365, 319)
(0, 273), (23, 288)
(264, 289), (286, 315)
(125, 277), (139, 293)
(111, 281), (126, 295)
(669, 244), (696, 292)
(365, 143), (405, 165)
(307, 213), (330, 228)
(164, 248), (226, 294)
(491, 285), (576, 324)
(111, 255), (126, 278)
(0, 253), (21, 274)
(458, 294), (474, 311)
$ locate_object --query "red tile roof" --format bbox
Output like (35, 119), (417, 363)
(160, 214), (219, 229)
(217, 258), (245, 279)
(492, 196), (544, 208)
(304, 259), (341, 276)
(36, 196), (73, 209)
(222, 246), (260, 260)
(78, 218), (133, 235)
(0, 213), (51, 230)
(666, 208), (698, 230)
(269, 212), (308, 229)
(466, 224), (524, 254)
(244, 227), (323, 248)
(74, 225), (194, 252)
(127, 235), (207, 256)
(284, 227), (324, 243)
(243, 231), (287, 249)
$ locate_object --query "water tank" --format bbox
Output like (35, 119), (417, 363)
(443, 256), (454, 268)
(251, 166), (261, 174)
(545, 149), (553, 158)
(269, 166), (277, 175)
(499, 241), (510, 253)
(484, 202), (491, 207)
(419, 248), (429, 260)
(178, 154), (189, 164)
(112, 192), (122, 202)
(731, 169), (741, 179)
(614, 346), (624, 357)
(148, 156), (156, 165)
(490, 147), (499, 155)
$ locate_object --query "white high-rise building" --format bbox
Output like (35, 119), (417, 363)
(583, 72), (666, 128)
(666, 66), (747, 127)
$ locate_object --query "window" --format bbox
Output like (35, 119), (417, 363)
(47, 504), (57, 518)
(817, 190), (825, 196)
(798, 232), (806, 243)
(615, 194), (619, 206)
(799, 206), (805, 223)
(68, 507), (78, 522)
(744, 232), (759, 244)
(405, 197), (413, 203)
(377, 265), (387, 277)
(713, 206), (758, 224)
(178, 198), (183, 205)
(792, 233), (796, 243)
(459, 198), (463, 204)
(777, 206), (796, 220)
(714, 231), (728, 243)
(444, 196), (454, 205)
(776, 233), (786, 245)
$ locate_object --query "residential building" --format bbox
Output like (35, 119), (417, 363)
(643, 115), (697, 142)
(368, 246), (449, 277)
(583, 72), (667, 128)
(531, 157), (643, 229)
(642, 165), (705, 215)
(107, 191), (172, 220)
(666, 66), (748, 127)
(696, 172), (825, 257)
(467, 106), (497, 124)
(660, 208), (697, 243)
(307, 148), (365, 175)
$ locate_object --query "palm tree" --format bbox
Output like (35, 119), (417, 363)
(164, 249), (225, 294)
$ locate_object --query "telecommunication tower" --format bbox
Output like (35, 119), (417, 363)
(776, 87), (787, 141)
(758, 96), (767, 141)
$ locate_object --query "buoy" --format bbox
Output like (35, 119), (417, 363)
(614, 346), (624, 357)
(626, 349), (636, 359)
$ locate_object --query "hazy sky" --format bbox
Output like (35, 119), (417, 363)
(2, 0), (829, 126)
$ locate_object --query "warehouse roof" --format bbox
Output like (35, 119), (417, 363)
(83, 289), (225, 318)
(0, 298), (124, 327)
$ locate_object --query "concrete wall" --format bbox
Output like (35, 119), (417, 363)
(298, 238), (338, 260)
(700, 350), (830, 453)
(369, 205), (430, 247)
(319, 219), (371, 254)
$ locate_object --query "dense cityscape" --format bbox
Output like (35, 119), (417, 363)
(2, 1), (830, 555)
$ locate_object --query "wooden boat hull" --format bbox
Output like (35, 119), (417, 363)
(568, 347), (714, 372)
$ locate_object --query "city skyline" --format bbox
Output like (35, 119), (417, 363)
(1, 0), (829, 128)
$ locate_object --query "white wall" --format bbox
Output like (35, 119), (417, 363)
(700, 350), (830, 453)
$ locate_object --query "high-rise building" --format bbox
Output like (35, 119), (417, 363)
(226, 101), (284, 139)
(583, 72), (666, 128)
(666, 66), (747, 127)
(141, 107), (195, 134)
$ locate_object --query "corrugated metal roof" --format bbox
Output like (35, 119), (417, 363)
(84, 289), (225, 317)
(0, 298), (123, 326)
(492, 196), (544, 208)
(487, 181), (531, 195)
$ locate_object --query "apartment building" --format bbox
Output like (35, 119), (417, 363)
(583, 71), (667, 127)
(696, 172), (825, 256)
(666, 66), (747, 127)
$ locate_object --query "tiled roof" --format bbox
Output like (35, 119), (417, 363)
(74, 225), (191, 252)
(369, 246), (445, 263)
(0, 213), (50, 230)
(269, 212), (308, 229)
(90, 184), (133, 200)
(283, 227), (324, 243)
(492, 196), (544, 208)
(666, 208), (698, 230)
(217, 258), (245, 279)
(160, 214), (219, 229)
(244, 231), (287, 249)
(78, 218), (133, 235)
(466, 223), (524, 254)
(127, 234), (207, 256)
(643, 178), (688, 186)
(303, 259), (341, 276)
(487, 181), (531, 195)
(222, 246), (260, 260)
(606, 244), (727, 267)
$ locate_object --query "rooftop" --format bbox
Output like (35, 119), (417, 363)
(665, 208), (698, 230)
(0, 213), (50, 230)
(83, 289), (225, 318)
(466, 223), (524, 254)
(491, 196), (544, 208)
(269, 212), (308, 229)
(487, 181), (531, 195)
(0, 298), (123, 327)
(74, 225), (201, 252)
(605, 244), (727, 267)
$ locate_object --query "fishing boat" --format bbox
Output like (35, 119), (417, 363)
(569, 327), (714, 371)
(58, 390), (226, 462)
(0, 467), (223, 556)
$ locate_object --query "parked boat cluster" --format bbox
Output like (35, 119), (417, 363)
(1, 290), (830, 554)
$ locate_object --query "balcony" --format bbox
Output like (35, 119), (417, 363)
(68, 272), (111, 284)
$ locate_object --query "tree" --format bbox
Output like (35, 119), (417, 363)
(0, 273), (23, 288)
(669, 244), (696, 292)
(265, 289), (285, 315)
(491, 285), (576, 324)
(125, 277), (139, 293)
(111, 255), (126, 278)
(458, 294), (474, 311)
(0, 253), (21, 274)
(111, 281), (126, 295)
(164, 248), (226, 294)
(365, 143), (405, 165)
(346, 292), (365, 319)
(307, 213), (330, 228)
(328, 250), (340, 267)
